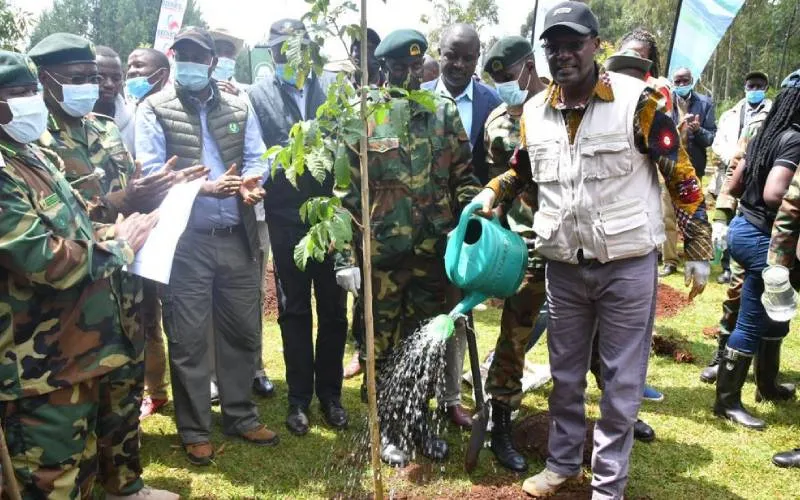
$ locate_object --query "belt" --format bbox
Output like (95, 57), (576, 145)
(189, 225), (243, 237)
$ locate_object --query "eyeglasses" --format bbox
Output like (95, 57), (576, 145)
(542, 38), (590, 57)
(47, 70), (102, 85)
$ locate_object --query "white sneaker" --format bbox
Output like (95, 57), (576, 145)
(522, 468), (575, 497)
(106, 486), (180, 500)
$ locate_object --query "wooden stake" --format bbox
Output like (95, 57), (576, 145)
(0, 421), (22, 500)
(358, 0), (384, 497)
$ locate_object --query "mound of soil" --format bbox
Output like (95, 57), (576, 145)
(655, 283), (692, 319)
(262, 262), (279, 318)
(702, 326), (720, 339)
(652, 335), (695, 363)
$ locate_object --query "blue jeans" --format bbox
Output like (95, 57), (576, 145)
(726, 215), (790, 354)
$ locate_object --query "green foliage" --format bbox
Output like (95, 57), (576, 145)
(28, 0), (207, 63)
(0, 0), (32, 51)
(421, 0), (500, 53)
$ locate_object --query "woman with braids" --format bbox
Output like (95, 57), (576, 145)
(618, 28), (672, 112)
(718, 71), (800, 430)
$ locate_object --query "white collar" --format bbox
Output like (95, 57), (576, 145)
(435, 77), (474, 102)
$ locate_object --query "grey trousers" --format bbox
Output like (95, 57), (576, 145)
(161, 230), (261, 444)
(545, 251), (657, 500)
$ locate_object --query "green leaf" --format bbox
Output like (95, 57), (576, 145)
(408, 89), (438, 113)
(293, 233), (313, 271)
(291, 124), (306, 177)
(329, 208), (353, 249)
(333, 145), (351, 190)
(307, 147), (331, 184)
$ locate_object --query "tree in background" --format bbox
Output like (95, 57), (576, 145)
(0, 0), (32, 51)
(235, 43), (252, 84)
(29, 0), (207, 62)
(420, 0), (499, 54)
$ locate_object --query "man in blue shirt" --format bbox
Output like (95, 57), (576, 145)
(135, 27), (277, 466)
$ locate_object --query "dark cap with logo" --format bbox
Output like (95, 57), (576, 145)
(171, 26), (216, 55)
(541, 1), (600, 39)
(374, 29), (427, 60)
(484, 36), (533, 74)
(28, 33), (97, 67)
(268, 19), (309, 47)
(0, 50), (39, 88)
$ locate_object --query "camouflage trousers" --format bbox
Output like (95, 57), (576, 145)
(0, 360), (145, 499)
(719, 258), (746, 333)
(371, 254), (448, 364)
(485, 266), (547, 410)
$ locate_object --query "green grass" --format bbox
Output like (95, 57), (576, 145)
(140, 268), (800, 499)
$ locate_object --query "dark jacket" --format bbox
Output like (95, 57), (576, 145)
(421, 77), (501, 184)
(671, 90), (717, 177)
(248, 73), (333, 226)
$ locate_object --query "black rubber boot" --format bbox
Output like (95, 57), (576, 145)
(713, 347), (766, 430)
(754, 338), (796, 402)
(489, 400), (528, 472)
(700, 332), (730, 384)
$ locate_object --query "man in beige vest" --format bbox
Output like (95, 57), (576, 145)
(473, 3), (712, 498)
(135, 27), (277, 466)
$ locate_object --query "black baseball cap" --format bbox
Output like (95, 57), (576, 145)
(541, 1), (600, 39)
(171, 26), (216, 55)
(268, 19), (309, 47)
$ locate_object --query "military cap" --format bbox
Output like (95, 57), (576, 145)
(171, 26), (216, 55)
(604, 49), (652, 74)
(28, 33), (96, 67)
(483, 36), (533, 74)
(374, 29), (427, 60)
(268, 19), (309, 47)
(0, 51), (38, 88)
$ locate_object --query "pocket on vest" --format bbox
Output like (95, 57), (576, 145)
(593, 198), (652, 261)
(528, 144), (559, 183)
(580, 134), (632, 180)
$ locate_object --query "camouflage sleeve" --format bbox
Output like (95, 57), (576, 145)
(635, 90), (713, 261)
(442, 99), (481, 209)
(0, 174), (134, 289)
(768, 164), (800, 268)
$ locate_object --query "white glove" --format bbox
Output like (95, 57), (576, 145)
(711, 222), (728, 251)
(472, 188), (497, 216)
(336, 266), (361, 296)
(684, 260), (711, 300)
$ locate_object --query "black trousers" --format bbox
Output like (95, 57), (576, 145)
(268, 222), (348, 409)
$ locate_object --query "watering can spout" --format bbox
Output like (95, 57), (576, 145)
(448, 291), (488, 319)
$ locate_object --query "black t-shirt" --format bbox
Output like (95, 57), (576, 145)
(740, 125), (800, 233)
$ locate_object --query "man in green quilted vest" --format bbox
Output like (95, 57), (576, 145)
(136, 26), (276, 466)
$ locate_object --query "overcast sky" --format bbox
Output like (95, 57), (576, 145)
(13, 0), (529, 59)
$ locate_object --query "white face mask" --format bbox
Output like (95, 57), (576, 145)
(1, 94), (49, 144)
(57, 82), (99, 117)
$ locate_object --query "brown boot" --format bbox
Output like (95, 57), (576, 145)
(448, 404), (473, 430)
(184, 441), (214, 466)
(343, 351), (362, 379)
(239, 424), (280, 446)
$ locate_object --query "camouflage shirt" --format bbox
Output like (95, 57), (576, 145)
(0, 140), (135, 400)
(339, 92), (482, 267)
(39, 110), (135, 223)
(766, 127), (800, 268)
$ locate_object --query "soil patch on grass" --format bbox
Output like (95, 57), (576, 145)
(655, 283), (692, 319)
(262, 262), (278, 318)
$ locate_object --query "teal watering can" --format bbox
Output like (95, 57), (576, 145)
(445, 201), (528, 318)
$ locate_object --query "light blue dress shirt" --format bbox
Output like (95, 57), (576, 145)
(435, 77), (474, 146)
(135, 92), (269, 230)
(281, 80), (308, 119)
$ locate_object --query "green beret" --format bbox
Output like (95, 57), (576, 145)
(0, 51), (38, 88)
(604, 49), (652, 74)
(483, 36), (533, 74)
(374, 29), (427, 60)
(28, 33), (96, 67)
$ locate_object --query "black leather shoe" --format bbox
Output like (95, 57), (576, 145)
(286, 406), (310, 436)
(419, 434), (448, 461)
(717, 270), (732, 284)
(380, 439), (408, 467)
(210, 380), (220, 406)
(252, 374), (275, 397)
(658, 263), (677, 277)
(321, 400), (348, 430)
(633, 419), (655, 442)
(772, 448), (800, 468)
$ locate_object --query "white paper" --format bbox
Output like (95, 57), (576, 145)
(127, 178), (203, 284)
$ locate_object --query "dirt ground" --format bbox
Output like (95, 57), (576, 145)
(262, 261), (279, 318)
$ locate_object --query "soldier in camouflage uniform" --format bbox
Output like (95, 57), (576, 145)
(335, 29), (481, 468)
(29, 33), (201, 499)
(0, 50), (158, 499)
(481, 36), (547, 473)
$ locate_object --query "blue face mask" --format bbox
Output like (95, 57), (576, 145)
(275, 63), (298, 87)
(746, 89), (766, 105)
(674, 83), (694, 98)
(175, 61), (210, 91)
(125, 74), (157, 101)
(212, 57), (236, 81)
(495, 63), (532, 107)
